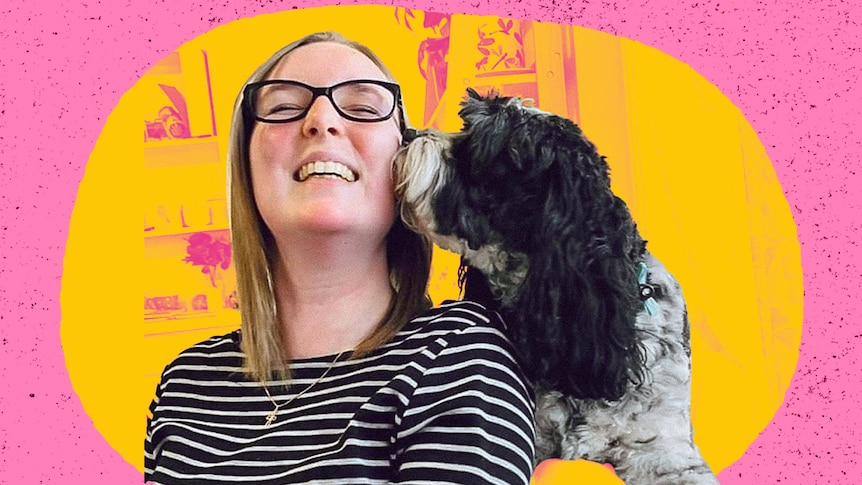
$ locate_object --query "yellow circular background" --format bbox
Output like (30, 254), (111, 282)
(61, 5), (803, 478)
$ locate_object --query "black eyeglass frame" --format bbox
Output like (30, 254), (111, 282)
(242, 79), (408, 138)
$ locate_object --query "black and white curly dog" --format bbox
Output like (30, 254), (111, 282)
(393, 89), (719, 484)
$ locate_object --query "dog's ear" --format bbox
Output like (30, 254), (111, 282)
(499, 134), (647, 399)
(510, 198), (646, 399)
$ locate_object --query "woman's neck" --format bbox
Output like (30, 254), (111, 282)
(271, 233), (393, 359)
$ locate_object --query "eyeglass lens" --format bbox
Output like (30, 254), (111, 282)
(254, 82), (396, 122)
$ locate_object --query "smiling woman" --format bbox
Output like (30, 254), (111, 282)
(59, 7), (802, 483)
(245, 41), (405, 268)
(143, 31), (536, 484)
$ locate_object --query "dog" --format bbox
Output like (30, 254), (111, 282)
(393, 89), (719, 484)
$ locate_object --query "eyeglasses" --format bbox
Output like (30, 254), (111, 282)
(243, 79), (402, 124)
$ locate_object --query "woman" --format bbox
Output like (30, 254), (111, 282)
(145, 32), (535, 484)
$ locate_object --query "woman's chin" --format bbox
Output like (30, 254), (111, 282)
(280, 210), (392, 241)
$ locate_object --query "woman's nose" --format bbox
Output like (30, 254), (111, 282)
(301, 96), (344, 137)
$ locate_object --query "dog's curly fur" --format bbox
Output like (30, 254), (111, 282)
(393, 89), (719, 484)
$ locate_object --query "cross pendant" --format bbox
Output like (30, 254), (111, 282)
(265, 411), (277, 427)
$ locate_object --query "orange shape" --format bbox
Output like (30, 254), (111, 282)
(532, 459), (624, 485)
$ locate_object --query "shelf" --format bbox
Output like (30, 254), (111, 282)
(144, 224), (229, 240)
(144, 136), (221, 168)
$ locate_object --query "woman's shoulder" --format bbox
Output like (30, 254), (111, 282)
(173, 329), (242, 358)
(158, 330), (244, 380)
(397, 299), (515, 356)
(409, 299), (507, 332)
(398, 300), (535, 415)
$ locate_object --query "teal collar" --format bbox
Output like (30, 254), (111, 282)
(638, 262), (660, 316)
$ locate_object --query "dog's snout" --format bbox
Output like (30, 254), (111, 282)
(401, 128), (419, 146)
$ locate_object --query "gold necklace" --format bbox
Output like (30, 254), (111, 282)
(262, 350), (346, 427)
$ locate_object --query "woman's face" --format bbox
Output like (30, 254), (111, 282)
(248, 42), (402, 246)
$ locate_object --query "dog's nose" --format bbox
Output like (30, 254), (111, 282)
(401, 128), (419, 146)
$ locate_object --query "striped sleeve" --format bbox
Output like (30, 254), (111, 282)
(392, 307), (536, 484)
(145, 360), (168, 477)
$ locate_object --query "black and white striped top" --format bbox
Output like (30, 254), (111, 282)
(145, 300), (536, 484)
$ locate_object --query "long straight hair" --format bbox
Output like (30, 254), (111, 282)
(227, 32), (432, 382)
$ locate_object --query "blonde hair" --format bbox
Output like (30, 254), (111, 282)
(228, 32), (432, 382)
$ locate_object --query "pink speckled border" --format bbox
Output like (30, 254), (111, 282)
(1, 0), (859, 482)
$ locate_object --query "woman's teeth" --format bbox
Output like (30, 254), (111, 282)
(296, 161), (356, 182)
